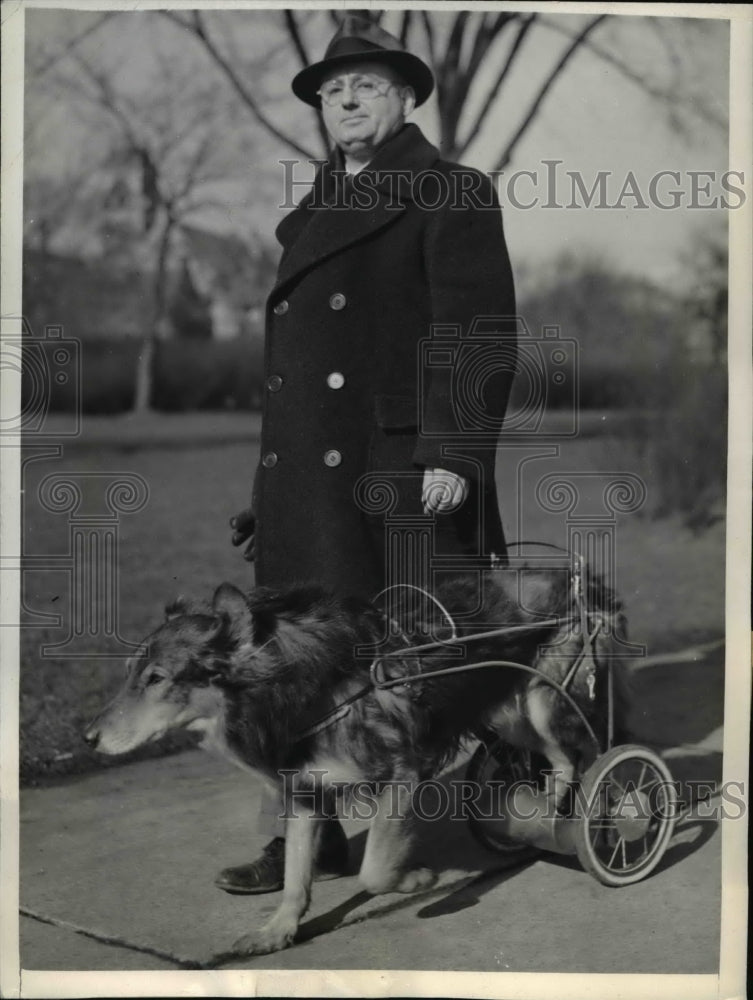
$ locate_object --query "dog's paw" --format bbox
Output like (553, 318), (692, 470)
(232, 914), (298, 956)
(395, 866), (437, 894)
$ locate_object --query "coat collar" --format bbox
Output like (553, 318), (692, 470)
(272, 124), (439, 294)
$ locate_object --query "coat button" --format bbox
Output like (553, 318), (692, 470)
(329, 292), (347, 311)
(323, 449), (342, 467)
(267, 375), (283, 392)
(273, 300), (289, 315)
(262, 452), (278, 468)
(326, 371), (345, 390)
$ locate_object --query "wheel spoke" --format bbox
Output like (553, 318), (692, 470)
(639, 767), (662, 794)
(608, 834), (625, 868)
(574, 746), (676, 886)
(609, 774), (627, 795)
(636, 762), (648, 791)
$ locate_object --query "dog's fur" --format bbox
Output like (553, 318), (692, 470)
(86, 567), (629, 954)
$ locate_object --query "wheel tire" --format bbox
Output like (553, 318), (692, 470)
(465, 740), (548, 856)
(573, 744), (678, 887)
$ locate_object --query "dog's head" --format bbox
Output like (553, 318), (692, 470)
(84, 583), (257, 755)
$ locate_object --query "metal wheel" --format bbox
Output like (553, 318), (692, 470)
(573, 744), (678, 886)
(465, 739), (549, 855)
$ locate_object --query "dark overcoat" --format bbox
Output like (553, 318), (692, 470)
(252, 123), (517, 600)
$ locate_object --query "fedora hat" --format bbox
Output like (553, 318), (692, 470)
(292, 15), (435, 109)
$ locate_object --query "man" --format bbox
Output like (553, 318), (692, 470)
(222, 15), (517, 894)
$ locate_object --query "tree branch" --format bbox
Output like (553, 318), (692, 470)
(420, 10), (436, 68)
(171, 132), (216, 204)
(178, 195), (241, 217)
(161, 10), (319, 159)
(493, 14), (607, 171)
(437, 11), (473, 155)
(282, 10), (330, 154)
(399, 11), (412, 47)
(458, 13), (536, 157)
(157, 100), (215, 159)
(284, 9), (311, 68)
(66, 52), (142, 149)
(442, 10), (470, 74)
(27, 13), (119, 79)
(465, 12), (512, 78)
(538, 15), (726, 131)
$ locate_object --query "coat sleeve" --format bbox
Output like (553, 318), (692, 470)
(412, 168), (517, 483)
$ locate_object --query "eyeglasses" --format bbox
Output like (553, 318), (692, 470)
(317, 75), (399, 107)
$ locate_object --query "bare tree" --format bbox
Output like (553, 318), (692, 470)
(162, 9), (726, 166)
(25, 10), (118, 80)
(161, 9), (317, 158)
(23, 9), (727, 418)
(31, 46), (245, 413)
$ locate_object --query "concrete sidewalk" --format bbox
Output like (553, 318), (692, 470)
(19, 652), (725, 974)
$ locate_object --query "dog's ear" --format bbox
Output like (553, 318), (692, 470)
(213, 582), (248, 618)
(165, 596), (188, 620)
(193, 614), (225, 645)
(213, 583), (255, 644)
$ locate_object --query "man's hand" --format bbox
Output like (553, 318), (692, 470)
(230, 507), (256, 562)
(422, 468), (469, 515)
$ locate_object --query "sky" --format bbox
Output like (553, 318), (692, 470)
(23, 7), (734, 293)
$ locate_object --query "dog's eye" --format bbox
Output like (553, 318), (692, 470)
(144, 671), (166, 687)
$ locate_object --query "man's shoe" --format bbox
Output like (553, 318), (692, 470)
(215, 822), (349, 895)
(215, 836), (286, 895)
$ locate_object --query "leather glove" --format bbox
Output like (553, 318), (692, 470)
(230, 507), (256, 562)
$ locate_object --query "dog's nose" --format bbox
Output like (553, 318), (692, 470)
(83, 727), (99, 749)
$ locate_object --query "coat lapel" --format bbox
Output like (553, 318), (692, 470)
(271, 124), (439, 295)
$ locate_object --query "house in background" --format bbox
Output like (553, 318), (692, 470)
(173, 225), (276, 340)
(24, 158), (277, 342)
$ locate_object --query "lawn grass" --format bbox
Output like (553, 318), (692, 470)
(18, 427), (726, 785)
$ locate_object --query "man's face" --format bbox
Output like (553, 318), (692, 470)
(319, 61), (414, 159)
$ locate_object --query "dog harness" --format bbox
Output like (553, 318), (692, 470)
(295, 550), (609, 747)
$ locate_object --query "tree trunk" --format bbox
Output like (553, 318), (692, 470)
(132, 335), (155, 414)
(131, 217), (174, 414)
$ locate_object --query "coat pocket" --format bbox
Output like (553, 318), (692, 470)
(368, 394), (422, 486)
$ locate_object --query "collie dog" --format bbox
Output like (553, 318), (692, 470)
(85, 567), (628, 954)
